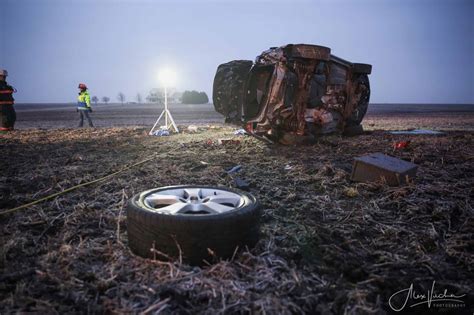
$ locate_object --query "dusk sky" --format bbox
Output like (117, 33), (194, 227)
(1, 0), (473, 104)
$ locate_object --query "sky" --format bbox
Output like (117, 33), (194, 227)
(1, 0), (473, 104)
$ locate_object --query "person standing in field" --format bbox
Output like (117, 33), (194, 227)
(0, 69), (17, 132)
(77, 83), (94, 127)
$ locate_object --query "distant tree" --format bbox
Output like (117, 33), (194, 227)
(181, 90), (209, 104)
(136, 93), (142, 104)
(102, 96), (110, 104)
(91, 96), (99, 105)
(198, 92), (209, 103)
(182, 91), (190, 104)
(146, 88), (164, 104)
(117, 92), (125, 105)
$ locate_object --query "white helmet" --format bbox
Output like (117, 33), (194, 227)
(0, 69), (7, 77)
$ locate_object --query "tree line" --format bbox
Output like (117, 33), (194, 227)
(91, 90), (209, 105)
(181, 90), (209, 104)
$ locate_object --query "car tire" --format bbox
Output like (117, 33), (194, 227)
(347, 74), (371, 126)
(127, 185), (261, 265)
(213, 60), (253, 123)
(353, 63), (372, 74)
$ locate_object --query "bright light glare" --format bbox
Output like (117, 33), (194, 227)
(158, 68), (176, 87)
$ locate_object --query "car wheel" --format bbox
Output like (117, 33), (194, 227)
(213, 60), (253, 123)
(353, 63), (372, 75)
(127, 185), (261, 265)
(347, 74), (370, 126)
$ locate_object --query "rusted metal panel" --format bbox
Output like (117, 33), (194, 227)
(351, 153), (418, 186)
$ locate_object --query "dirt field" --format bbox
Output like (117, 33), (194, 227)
(1, 107), (473, 314)
(13, 102), (474, 131)
(13, 103), (225, 129)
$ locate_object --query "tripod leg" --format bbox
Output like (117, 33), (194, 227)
(149, 110), (165, 135)
(166, 109), (179, 133)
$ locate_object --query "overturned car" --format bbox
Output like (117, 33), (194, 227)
(213, 44), (372, 144)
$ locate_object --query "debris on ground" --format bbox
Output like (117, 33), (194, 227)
(233, 129), (247, 136)
(393, 140), (411, 150)
(233, 177), (250, 191)
(351, 152), (418, 186)
(389, 129), (445, 135)
(187, 125), (199, 133)
(226, 165), (242, 174)
(0, 127), (472, 314)
(152, 128), (170, 136)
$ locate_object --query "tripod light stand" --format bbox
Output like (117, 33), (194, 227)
(149, 69), (179, 135)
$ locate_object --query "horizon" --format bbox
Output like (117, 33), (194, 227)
(1, 0), (473, 104)
(12, 102), (474, 106)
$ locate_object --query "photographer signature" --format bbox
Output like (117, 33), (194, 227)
(389, 280), (466, 311)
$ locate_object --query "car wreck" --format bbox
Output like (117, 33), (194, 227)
(213, 44), (372, 144)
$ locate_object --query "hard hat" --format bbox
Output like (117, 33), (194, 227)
(0, 69), (8, 77)
(78, 83), (87, 89)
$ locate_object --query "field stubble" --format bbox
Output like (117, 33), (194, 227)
(0, 121), (473, 314)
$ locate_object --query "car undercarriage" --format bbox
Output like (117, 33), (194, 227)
(213, 44), (372, 144)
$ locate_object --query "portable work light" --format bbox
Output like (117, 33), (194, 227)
(149, 68), (179, 135)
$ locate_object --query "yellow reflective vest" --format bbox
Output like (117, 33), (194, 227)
(77, 91), (91, 110)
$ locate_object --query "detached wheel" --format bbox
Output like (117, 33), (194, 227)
(127, 185), (261, 265)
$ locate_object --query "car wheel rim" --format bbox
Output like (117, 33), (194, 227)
(143, 187), (245, 215)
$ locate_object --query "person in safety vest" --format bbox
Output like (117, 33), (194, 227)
(77, 83), (94, 127)
(0, 69), (16, 133)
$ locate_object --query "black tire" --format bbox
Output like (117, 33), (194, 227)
(347, 74), (371, 126)
(212, 60), (253, 123)
(127, 185), (261, 265)
(353, 63), (372, 74)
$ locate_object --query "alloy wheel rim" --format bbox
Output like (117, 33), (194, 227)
(143, 187), (245, 215)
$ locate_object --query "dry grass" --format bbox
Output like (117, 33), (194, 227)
(1, 124), (473, 314)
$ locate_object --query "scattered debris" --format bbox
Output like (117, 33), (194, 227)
(351, 153), (418, 186)
(389, 129), (444, 135)
(234, 177), (250, 191)
(152, 128), (170, 137)
(224, 165), (249, 191)
(226, 165), (242, 174)
(284, 164), (293, 171)
(234, 129), (247, 136)
(187, 125), (199, 133)
(393, 140), (411, 150)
